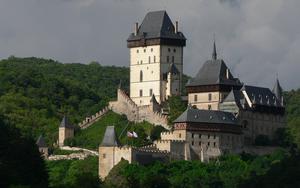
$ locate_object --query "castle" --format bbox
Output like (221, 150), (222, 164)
(97, 10), (286, 179)
(48, 10), (286, 180)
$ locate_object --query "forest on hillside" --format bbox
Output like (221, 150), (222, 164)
(0, 57), (300, 188)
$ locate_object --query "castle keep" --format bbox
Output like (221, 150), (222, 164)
(127, 11), (186, 105)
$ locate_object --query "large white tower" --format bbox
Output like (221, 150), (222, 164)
(127, 11), (186, 106)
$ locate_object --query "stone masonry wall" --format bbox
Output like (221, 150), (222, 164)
(109, 89), (169, 129)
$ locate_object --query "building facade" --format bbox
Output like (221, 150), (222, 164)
(186, 42), (242, 110)
(127, 11), (186, 106)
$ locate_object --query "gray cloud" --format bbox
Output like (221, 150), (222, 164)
(0, 0), (299, 90)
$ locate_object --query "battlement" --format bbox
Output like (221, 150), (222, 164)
(79, 106), (109, 129)
(154, 139), (186, 144)
(133, 147), (170, 154)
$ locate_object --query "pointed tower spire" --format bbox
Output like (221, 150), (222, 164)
(272, 77), (283, 105)
(212, 36), (217, 60)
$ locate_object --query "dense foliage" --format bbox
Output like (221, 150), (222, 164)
(47, 156), (100, 188)
(0, 117), (48, 188)
(0, 57), (129, 145)
(104, 150), (300, 188)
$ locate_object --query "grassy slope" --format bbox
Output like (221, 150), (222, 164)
(71, 111), (155, 150)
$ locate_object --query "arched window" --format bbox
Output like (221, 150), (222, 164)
(140, 70), (143, 82)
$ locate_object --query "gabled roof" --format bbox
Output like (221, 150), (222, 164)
(100, 126), (120, 147)
(59, 116), (74, 129)
(173, 106), (238, 125)
(242, 85), (281, 107)
(272, 78), (283, 101)
(36, 135), (47, 147)
(186, 59), (242, 87)
(127, 10), (186, 42)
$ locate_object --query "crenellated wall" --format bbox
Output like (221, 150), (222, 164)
(78, 107), (110, 129)
(109, 89), (169, 129)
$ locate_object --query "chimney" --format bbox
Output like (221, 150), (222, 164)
(134, 22), (138, 36)
(175, 21), (178, 33)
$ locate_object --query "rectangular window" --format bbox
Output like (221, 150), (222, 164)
(214, 142), (216, 147)
(154, 56), (156, 63)
(192, 133), (194, 138)
(194, 95), (197, 102)
(139, 90), (143, 97)
(208, 134), (210, 139)
(208, 142), (210, 146)
(208, 93), (212, 101)
(172, 56), (174, 63)
(149, 89), (153, 96)
(199, 141), (201, 145)
(148, 56), (151, 63)
(214, 135), (216, 139)
(102, 154), (106, 158)
(167, 56), (169, 62)
(208, 105), (212, 110)
(192, 141), (194, 146)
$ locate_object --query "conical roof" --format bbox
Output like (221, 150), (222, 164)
(100, 126), (120, 147)
(272, 78), (283, 101)
(36, 135), (47, 147)
(59, 116), (74, 129)
(150, 94), (158, 104)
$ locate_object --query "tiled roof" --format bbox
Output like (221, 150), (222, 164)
(59, 116), (74, 129)
(127, 10), (186, 42)
(36, 135), (47, 147)
(100, 126), (120, 147)
(173, 106), (238, 125)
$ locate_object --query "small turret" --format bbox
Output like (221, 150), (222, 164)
(36, 135), (48, 157)
(272, 78), (283, 106)
(58, 116), (74, 147)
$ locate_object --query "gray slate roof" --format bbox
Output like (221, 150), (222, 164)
(127, 10), (186, 41)
(59, 116), (74, 129)
(173, 106), (238, 125)
(36, 135), (47, 147)
(242, 85), (281, 107)
(150, 94), (158, 104)
(186, 59), (241, 87)
(222, 89), (245, 109)
(272, 79), (283, 101)
(101, 126), (120, 147)
(168, 62), (180, 75)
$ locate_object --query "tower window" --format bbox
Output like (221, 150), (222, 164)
(137, 49), (139, 53)
(194, 95), (197, 102)
(199, 141), (201, 145)
(208, 93), (212, 101)
(139, 90), (143, 97)
(173, 49), (176, 53)
(148, 56), (151, 63)
(168, 48), (171, 52)
(191, 141), (194, 146)
(102, 154), (106, 158)
(208, 142), (210, 146)
(154, 56), (156, 63)
(167, 56), (170, 62)
(144, 49), (146, 53)
(172, 56), (174, 63)
(151, 48), (153, 52)
(141, 60), (143, 64)
(149, 89), (153, 96)
(192, 133), (194, 138)
(140, 70), (143, 82)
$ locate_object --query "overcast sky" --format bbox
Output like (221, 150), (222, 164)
(0, 0), (299, 90)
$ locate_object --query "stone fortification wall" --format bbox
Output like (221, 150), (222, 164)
(154, 139), (187, 160)
(109, 89), (169, 129)
(78, 107), (109, 129)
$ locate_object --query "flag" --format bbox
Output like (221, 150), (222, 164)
(127, 131), (133, 138)
(133, 131), (138, 138)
